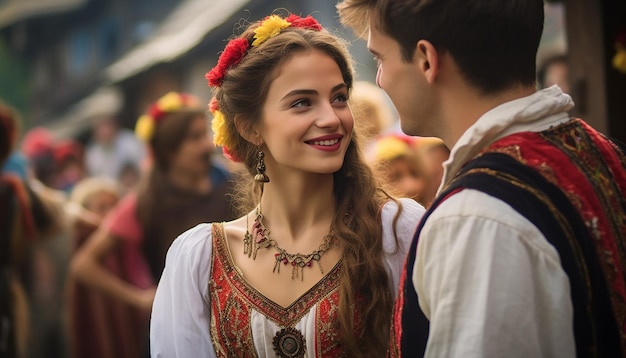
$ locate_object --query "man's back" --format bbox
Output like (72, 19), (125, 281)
(391, 89), (626, 357)
(426, 119), (626, 356)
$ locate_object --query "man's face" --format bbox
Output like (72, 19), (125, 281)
(94, 118), (117, 145)
(367, 16), (439, 137)
(544, 62), (569, 93)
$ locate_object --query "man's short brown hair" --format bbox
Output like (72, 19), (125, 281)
(338, 0), (544, 95)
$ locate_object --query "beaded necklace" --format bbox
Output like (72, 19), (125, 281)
(243, 207), (335, 281)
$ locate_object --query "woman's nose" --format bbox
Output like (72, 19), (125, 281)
(315, 103), (342, 128)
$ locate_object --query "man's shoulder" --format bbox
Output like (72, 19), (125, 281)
(429, 188), (520, 223)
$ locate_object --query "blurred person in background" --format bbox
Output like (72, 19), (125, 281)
(349, 80), (395, 144)
(64, 177), (125, 358)
(0, 101), (68, 358)
(366, 133), (429, 206)
(70, 92), (236, 357)
(0, 99), (31, 358)
(117, 161), (141, 195)
(1, 151), (28, 181)
(414, 137), (449, 207)
(21, 127), (58, 189)
(19, 127), (71, 358)
(537, 54), (570, 93)
(85, 116), (145, 180)
(53, 139), (86, 193)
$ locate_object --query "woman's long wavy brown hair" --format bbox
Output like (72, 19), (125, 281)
(212, 17), (400, 356)
(136, 108), (207, 277)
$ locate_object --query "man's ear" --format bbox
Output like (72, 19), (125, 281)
(234, 115), (262, 145)
(414, 39), (440, 85)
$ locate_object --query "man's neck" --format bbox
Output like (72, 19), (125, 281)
(442, 84), (536, 147)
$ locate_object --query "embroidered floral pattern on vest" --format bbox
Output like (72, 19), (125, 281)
(209, 224), (350, 356)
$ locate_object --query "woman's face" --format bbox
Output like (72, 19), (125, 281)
(385, 157), (426, 203)
(258, 49), (353, 177)
(85, 191), (118, 218)
(170, 116), (213, 176)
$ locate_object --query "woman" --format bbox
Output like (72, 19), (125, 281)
(70, 92), (236, 358)
(1, 101), (71, 358)
(65, 177), (121, 358)
(0, 100), (33, 358)
(150, 14), (424, 357)
(366, 133), (429, 206)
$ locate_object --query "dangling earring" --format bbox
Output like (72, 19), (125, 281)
(254, 146), (270, 183)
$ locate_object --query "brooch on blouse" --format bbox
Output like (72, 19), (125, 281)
(272, 327), (306, 358)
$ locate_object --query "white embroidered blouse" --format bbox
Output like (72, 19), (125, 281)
(150, 198), (424, 357)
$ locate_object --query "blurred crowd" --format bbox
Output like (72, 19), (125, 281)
(0, 85), (448, 358)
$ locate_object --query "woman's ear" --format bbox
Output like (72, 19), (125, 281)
(234, 114), (262, 145)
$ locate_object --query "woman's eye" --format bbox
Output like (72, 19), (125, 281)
(188, 131), (207, 141)
(332, 94), (349, 103)
(291, 98), (312, 108)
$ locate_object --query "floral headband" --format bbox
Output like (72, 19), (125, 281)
(135, 92), (201, 141)
(205, 14), (323, 162)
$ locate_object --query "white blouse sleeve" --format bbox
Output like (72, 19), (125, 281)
(150, 223), (217, 358)
(381, 198), (425, 297)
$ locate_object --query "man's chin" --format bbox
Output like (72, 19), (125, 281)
(399, 120), (422, 137)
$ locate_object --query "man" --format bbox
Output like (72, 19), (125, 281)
(338, 1), (626, 357)
(85, 116), (145, 180)
(538, 54), (570, 93)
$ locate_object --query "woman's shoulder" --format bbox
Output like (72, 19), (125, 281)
(381, 197), (426, 224)
(166, 223), (215, 265)
(380, 198), (424, 252)
(172, 223), (213, 248)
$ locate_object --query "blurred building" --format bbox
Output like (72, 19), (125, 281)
(6, 0), (621, 144)
(0, 0), (377, 140)
(552, 0), (626, 142)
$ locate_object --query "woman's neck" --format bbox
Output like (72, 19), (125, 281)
(258, 173), (336, 242)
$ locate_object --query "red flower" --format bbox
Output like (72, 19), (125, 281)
(286, 14), (322, 31)
(206, 38), (250, 87)
(222, 146), (242, 162)
(209, 97), (219, 113)
(148, 104), (164, 122)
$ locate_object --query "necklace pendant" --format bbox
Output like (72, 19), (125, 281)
(252, 242), (260, 260)
(291, 263), (297, 280)
(273, 252), (286, 273)
(273, 258), (281, 273)
(243, 230), (252, 257)
(272, 327), (306, 358)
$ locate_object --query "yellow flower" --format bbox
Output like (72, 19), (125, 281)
(373, 136), (410, 162)
(211, 110), (235, 148)
(613, 44), (626, 74)
(135, 115), (155, 142)
(156, 92), (184, 112)
(252, 15), (290, 47)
